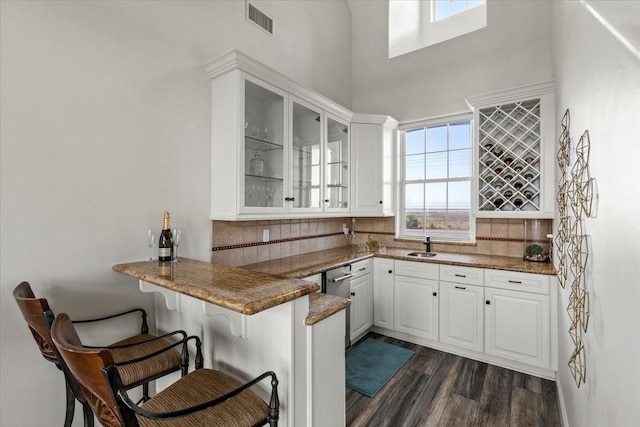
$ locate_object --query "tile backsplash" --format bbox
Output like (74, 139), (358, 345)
(212, 218), (352, 266)
(211, 217), (552, 266)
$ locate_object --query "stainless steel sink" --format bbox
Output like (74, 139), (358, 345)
(406, 252), (437, 258)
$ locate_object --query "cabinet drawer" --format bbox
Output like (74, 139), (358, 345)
(440, 265), (484, 286)
(484, 269), (550, 295)
(394, 260), (439, 280)
(351, 259), (372, 279)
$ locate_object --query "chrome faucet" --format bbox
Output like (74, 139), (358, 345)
(423, 236), (431, 253)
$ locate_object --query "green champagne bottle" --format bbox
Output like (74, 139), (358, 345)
(158, 212), (174, 262)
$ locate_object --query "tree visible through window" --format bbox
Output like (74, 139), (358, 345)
(401, 119), (473, 242)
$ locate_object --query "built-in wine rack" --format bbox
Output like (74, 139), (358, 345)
(478, 99), (542, 212)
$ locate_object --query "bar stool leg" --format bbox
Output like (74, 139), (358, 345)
(63, 380), (75, 427)
(82, 402), (94, 427)
(142, 383), (150, 402)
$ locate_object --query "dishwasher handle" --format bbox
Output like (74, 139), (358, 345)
(328, 274), (353, 283)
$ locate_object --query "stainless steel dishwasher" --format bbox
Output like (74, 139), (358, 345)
(324, 265), (352, 348)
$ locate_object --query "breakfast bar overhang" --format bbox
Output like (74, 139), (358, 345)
(113, 258), (349, 427)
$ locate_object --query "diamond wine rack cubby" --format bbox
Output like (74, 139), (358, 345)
(466, 81), (555, 218)
(478, 99), (541, 212)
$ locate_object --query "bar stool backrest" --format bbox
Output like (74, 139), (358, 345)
(13, 281), (57, 364)
(51, 313), (124, 427)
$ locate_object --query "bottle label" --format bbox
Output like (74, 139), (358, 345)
(159, 248), (171, 258)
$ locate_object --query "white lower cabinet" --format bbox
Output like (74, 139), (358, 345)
(373, 257), (395, 329)
(372, 259), (556, 377)
(393, 260), (439, 341)
(484, 287), (551, 369)
(439, 281), (484, 352)
(394, 275), (439, 340)
(484, 268), (552, 370)
(350, 260), (373, 343)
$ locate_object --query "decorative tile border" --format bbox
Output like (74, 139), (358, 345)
(476, 236), (524, 243)
(355, 232), (528, 244)
(212, 232), (344, 251)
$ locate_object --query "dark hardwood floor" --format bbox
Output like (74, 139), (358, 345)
(346, 333), (562, 427)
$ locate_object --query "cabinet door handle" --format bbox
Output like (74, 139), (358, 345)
(388, 270), (393, 274)
(325, 199), (330, 203)
(455, 286), (466, 290)
(432, 292), (437, 297)
(290, 197), (295, 202)
(485, 300), (491, 305)
(454, 274), (467, 278)
(379, 201), (383, 204)
(508, 280), (522, 284)
(350, 292), (356, 296)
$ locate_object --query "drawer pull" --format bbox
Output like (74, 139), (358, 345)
(358, 267), (367, 271)
(508, 280), (522, 284)
(454, 274), (467, 278)
(455, 286), (466, 290)
(388, 270), (393, 274)
(486, 300), (491, 305)
(432, 292), (438, 297)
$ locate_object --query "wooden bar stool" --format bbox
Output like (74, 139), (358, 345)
(13, 281), (202, 427)
(52, 312), (280, 427)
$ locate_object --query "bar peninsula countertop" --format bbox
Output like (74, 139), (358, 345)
(112, 258), (319, 315)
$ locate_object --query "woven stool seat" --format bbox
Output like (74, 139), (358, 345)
(138, 369), (269, 427)
(13, 281), (198, 427)
(109, 334), (182, 387)
(52, 312), (279, 427)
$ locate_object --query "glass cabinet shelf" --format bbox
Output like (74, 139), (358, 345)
(245, 136), (283, 152)
(244, 174), (284, 182)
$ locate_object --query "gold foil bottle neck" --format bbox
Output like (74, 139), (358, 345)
(162, 211), (171, 230)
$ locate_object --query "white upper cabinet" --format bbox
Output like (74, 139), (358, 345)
(324, 115), (350, 213)
(206, 50), (353, 220)
(290, 96), (324, 213)
(466, 81), (555, 218)
(350, 114), (398, 216)
(243, 76), (287, 213)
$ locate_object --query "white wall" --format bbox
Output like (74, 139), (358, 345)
(0, 1), (351, 426)
(349, 0), (553, 121)
(552, 1), (640, 426)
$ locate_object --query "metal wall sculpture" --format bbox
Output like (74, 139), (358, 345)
(555, 109), (596, 387)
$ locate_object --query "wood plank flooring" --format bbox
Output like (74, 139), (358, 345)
(346, 333), (562, 427)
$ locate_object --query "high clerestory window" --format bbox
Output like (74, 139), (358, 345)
(389, 0), (487, 58)
(433, 0), (485, 22)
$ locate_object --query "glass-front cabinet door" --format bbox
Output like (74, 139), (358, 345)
(290, 98), (323, 212)
(243, 77), (286, 211)
(325, 116), (350, 211)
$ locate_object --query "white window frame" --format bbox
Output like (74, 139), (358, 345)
(389, 0), (487, 58)
(397, 112), (475, 243)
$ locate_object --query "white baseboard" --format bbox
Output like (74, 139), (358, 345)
(556, 378), (570, 427)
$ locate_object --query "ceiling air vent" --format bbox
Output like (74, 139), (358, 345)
(247, 3), (274, 36)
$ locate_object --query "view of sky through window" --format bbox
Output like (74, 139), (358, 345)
(402, 121), (472, 241)
(434, 0), (485, 21)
